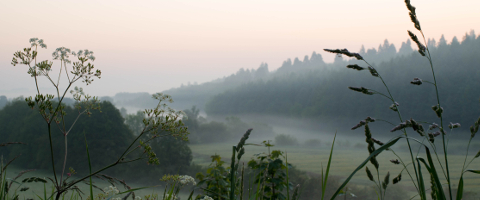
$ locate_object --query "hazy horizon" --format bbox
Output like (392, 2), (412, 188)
(1, 0), (479, 98)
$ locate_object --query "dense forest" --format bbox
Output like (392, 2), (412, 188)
(0, 100), (197, 183)
(205, 31), (480, 132)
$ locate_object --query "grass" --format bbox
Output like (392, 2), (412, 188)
(3, 165), (193, 200)
(190, 137), (480, 197)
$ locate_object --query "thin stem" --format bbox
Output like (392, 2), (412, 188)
(461, 138), (473, 174)
(60, 135), (68, 186)
(391, 150), (418, 192)
(363, 60), (421, 195)
(420, 30), (451, 199)
(368, 89), (394, 101)
(65, 110), (87, 136)
(57, 61), (63, 88)
(47, 124), (59, 188)
(376, 169), (383, 200)
(375, 119), (396, 126)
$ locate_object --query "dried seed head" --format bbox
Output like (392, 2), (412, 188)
(428, 132), (435, 143)
(366, 167), (375, 182)
(390, 159), (400, 164)
(324, 48), (363, 60)
(389, 103), (399, 112)
(470, 125), (476, 138)
(368, 66), (379, 77)
(393, 173), (402, 184)
(365, 117), (376, 123)
(352, 120), (366, 130)
(411, 77), (423, 85)
(391, 121), (411, 132)
(429, 123), (439, 130)
(405, 0), (416, 14)
(475, 150), (480, 158)
(405, 0), (421, 30)
(448, 122), (461, 129)
(431, 104), (443, 118)
(236, 129), (253, 151)
(408, 31), (426, 56)
(382, 172), (390, 190)
(371, 137), (384, 146)
(348, 86), (374, 95)
(409, 12), (421, 31)
(346, 64), (365, 71)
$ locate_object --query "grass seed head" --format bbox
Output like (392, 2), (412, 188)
(324, 48), (363, 60)
(390, 159), (400, 165)
(368, 66), (379, 77)
(407, 30), (426, 56)
(366, 167), (375, 182)
(411, 77), (423, 85)
(431, 104), (443, 118)
(448, 122), (461, 129)
(371, 138), (384, 146)
(351, 120), (366, 130)
(393, 173), (402, 184)
(348, 86), (374, 95)
(346, 64), (365, 71)
(382, 172), (390, 190)
(365, 117), (376, 123)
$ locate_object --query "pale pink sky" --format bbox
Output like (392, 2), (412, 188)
(1, 0), (479, 98)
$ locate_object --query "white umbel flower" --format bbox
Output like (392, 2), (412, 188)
(178, 175), (196, 186)
(201, 195), (214, 200)
(103, 186), (120, 196)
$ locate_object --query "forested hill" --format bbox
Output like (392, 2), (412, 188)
(159, 36), (419, 111)
(205, 31), (480, 129)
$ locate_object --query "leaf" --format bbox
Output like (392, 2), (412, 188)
(456, 176), (463, 200)
(330, 136), (401, 200)
(465, 169), (480, 174)
(322, 133), (336, 200)
(416, 159), (427, 200)
(417, 147), (447, 200)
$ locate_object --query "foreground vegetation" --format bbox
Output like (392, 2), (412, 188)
(2, 1), (480, 200)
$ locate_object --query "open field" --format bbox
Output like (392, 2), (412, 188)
(190, 136), (480, 198)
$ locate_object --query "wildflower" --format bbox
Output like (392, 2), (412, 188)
(103, 186), (119, 196)
(201, 196), (214, 200)
(135, 197), (142, 200)
(178, 175), (196, 186)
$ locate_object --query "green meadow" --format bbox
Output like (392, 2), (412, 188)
(190, 137), (480, 197)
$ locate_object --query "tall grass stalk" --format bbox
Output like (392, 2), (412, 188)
(325, 1), (480, 199)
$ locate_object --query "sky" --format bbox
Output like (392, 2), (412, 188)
(1, 0), (479, 98)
